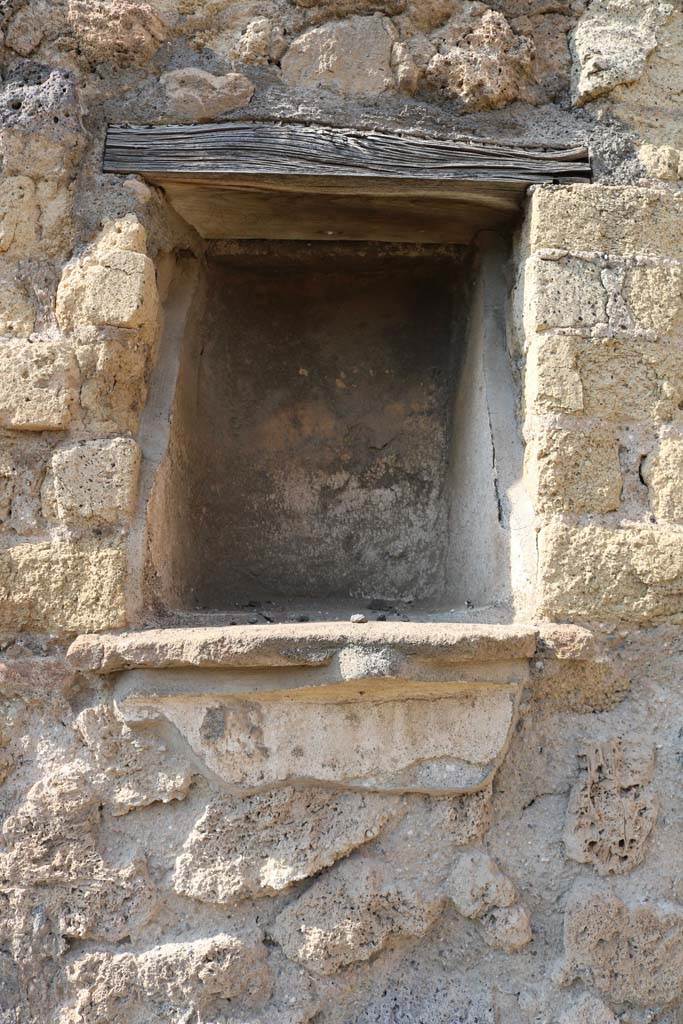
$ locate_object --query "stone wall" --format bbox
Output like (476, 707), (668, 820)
(0, 1), (681, 1021)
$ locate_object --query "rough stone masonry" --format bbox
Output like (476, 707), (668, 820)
(0, 1), (682, 1022)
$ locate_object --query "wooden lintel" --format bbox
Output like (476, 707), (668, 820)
(103, 121), (591, 244)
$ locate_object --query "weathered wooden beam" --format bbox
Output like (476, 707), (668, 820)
(104, 122), (591, 182)
(103, 121), (591, 244)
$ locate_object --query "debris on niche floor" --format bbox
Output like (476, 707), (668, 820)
(162, 598), (417, 627)
(174, 593), (509, 626)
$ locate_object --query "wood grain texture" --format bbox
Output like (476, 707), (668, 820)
(104, 121), (590, 182)
(103, 121), (591, 243)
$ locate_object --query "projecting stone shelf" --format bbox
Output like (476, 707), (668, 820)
(67, 621), (541, 673)
(67, 623), (595, 796)
(102, 122), (591, 244)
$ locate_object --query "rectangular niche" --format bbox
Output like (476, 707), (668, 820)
(118, 122), (584, 623)
(145, 239), (523, 620)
